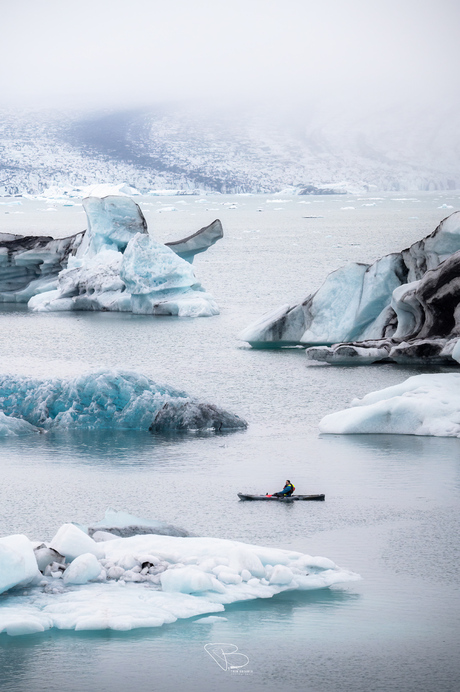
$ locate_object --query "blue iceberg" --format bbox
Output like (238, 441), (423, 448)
(0, 195), (222, 317)
(0, 369), (247, 433)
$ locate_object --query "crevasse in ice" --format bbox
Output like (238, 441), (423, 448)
(0, 369), (247, 433)
(0, 515), (361, 636)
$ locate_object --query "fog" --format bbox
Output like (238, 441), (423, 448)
(1, 0), (459, 117)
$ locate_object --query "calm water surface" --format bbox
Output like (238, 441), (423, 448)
(0, 191), (459, 692)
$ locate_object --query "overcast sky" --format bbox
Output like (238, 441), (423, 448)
(1, 0), (459, 115)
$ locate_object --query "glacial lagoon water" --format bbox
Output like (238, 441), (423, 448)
(0, 191), (460, 692)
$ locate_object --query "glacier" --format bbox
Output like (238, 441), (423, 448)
(319, 373), (460, 438)
(240, 211), (460, 364)
(0, 516), (360, 636)
(0, 195), (223, 317)
(0, 369), (247, 433)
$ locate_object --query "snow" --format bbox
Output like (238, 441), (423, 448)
(0, 369), (247, 433)
(0, 535), (40, 595)
(0, 518), (361, 636)
(319, 373), (460, 437)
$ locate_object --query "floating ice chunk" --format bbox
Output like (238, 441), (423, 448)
(0, 412), (40, 436)
(319, 373), (460, 437)
(63, 554), (102, 585)
(240, 211), (460, 349)
(0, 369), (247, 433)
(50, 524), (103, 562)
(193, 616), (228, 623)
(88, 508), (189, 538)
(0, 535), (40, 594)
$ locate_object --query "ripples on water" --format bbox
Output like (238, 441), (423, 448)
(0, 192), (459, 692)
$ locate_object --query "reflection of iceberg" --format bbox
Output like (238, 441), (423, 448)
(240, 212), (460, 362)
(319, 373), (460, 437)
(0, 196), (223, 317)
(0, 516), (360, 636)
(0, 369), (247, 433)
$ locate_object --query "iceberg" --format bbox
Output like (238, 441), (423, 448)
(319, 373), (460, 437)
(240, 212), (460, 363)
(0, 517), (360, 636)
(0, 195), (223, 317)
(0, 369), (247, 433)
(87, 508), (189, 538)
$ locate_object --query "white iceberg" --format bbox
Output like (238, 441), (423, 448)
(319, 373), (460, 437)
(0, 369), (247, 433)
(0, 520), (360, 636)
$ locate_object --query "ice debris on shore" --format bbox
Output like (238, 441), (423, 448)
(240, 211), (460, 364)
(0, 513), (360, 636)
(0, 195), (223, 317)
(0, 369), (247, 434)
(319, 373), (460, 437)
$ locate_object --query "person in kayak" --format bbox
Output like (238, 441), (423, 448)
(274, 480), (295, 497)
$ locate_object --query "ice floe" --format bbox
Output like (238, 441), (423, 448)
(0, 515), (360, 635)
(319, 373), (460, 437)
(0, 369), (247, 433)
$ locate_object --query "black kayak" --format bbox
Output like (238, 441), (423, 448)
(238, 493), (325, 502)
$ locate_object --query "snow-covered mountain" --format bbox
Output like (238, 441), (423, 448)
(1, 103), (458, 196)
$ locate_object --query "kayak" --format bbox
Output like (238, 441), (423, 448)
(238, 493), (325, 502)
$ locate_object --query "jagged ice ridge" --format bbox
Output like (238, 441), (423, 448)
(0, 369), (247, 434)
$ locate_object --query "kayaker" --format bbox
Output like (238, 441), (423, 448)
(274, 480), (295, 497)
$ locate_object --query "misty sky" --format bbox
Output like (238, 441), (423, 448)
(1, 0), (459, 115)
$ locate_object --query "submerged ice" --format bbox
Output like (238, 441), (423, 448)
(0, 369), (247, 433)
(0, 514), (360, 636)
(0, 195), (223, 317)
